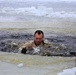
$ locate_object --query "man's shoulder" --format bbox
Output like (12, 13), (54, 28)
(19, 40), (33, 50)
(43, 39), (52, 48)
(25, 40), (33, 45)
(44, 39), (58, 48)
(23, 40), (34, 47)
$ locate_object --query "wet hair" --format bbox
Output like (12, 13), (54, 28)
(34, 30), (44, 37)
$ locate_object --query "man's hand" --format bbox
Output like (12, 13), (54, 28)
(21, 47), (27, 54)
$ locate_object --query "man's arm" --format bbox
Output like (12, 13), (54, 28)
(19, 40), (33, 54)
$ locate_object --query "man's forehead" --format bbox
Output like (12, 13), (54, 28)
(34, 33), (43, 38)
(35, 33), (43, 36)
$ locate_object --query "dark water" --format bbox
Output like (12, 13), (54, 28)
(0, 31), (76, 56)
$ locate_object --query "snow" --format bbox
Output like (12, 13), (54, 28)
(57, 67), (76, 75)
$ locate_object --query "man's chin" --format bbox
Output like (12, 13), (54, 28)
(36, 43), (41, 46)
(34, 41), (41, 46)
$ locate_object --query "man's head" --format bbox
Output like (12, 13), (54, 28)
(34, 30), (44, 45)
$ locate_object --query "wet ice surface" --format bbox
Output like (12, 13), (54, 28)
(57, 67), (76, 75)
(0, 52), (76, 75)
(0, 61), (49, 75)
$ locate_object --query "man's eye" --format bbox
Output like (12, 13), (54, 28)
(36, 38), (38, 40)
(36, 38), (42, 40)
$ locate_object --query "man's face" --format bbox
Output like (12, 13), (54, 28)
(34, 33), (44, 45)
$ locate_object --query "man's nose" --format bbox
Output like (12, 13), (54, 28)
(37, 39), (40, 41)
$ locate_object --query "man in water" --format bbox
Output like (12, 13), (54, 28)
(19, 30), (50, 55)
(19, 30), (70, 56)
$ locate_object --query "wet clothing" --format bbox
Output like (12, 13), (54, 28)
(19, 40), (71, 56)
(19, 40), (50, 55)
